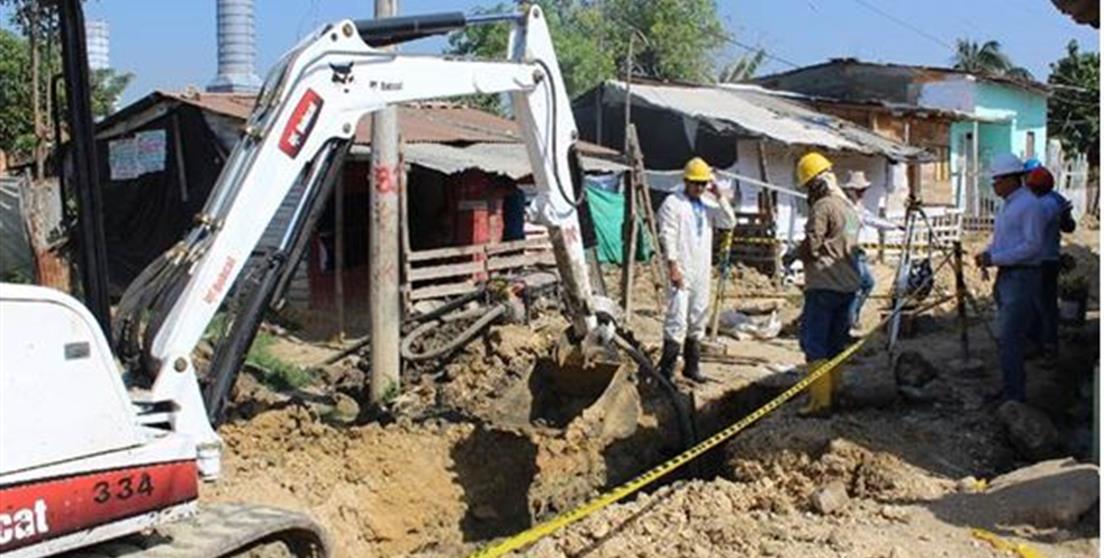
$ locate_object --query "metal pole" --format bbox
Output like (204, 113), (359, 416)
(369, 0), (401, 404)
(58, 0), (112, 340)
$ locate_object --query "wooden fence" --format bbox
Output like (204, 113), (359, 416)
(402, 235), (555, 309)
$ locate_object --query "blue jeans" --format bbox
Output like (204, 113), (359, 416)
(801, 289), (856, 361)
(995, 267), (1042, 402)
(850, 252), (876, 328)
(1033, 260), (1060, 351)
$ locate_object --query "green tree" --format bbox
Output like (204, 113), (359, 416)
(952, 38), (1033, 80)
(91, 68), (135, 119)
(0, 28), (34, 156)
(1047, 40), (1099, 161)
(0, 3), (134, 167)
(446, 0), (726, 108)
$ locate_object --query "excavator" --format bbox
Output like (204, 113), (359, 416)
(0, 4), (674, 557)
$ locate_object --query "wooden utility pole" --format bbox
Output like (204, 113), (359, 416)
(619, 36), (639, 320)
(368, 0), (401, 404)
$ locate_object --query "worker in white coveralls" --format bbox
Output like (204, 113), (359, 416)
(656, 157), (736, 383)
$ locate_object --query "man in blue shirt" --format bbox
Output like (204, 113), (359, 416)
(975, 153), (1046, 403)
(1025, 166), (1076, 359)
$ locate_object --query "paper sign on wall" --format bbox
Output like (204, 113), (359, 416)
(109, 129), (167, 180)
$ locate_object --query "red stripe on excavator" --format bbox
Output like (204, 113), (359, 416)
(0, 460), (198, 552)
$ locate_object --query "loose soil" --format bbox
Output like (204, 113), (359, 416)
(202, 232), (1100, 557)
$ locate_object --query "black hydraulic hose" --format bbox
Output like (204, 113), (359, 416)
(401, 304), (506, 362)
(611, 332), (698, 451)
(404, 286), (487, 326)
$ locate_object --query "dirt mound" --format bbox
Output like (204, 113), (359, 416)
(207, 406), (477, 557)
(724, 420), (949, 515)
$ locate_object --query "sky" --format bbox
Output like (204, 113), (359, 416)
(4, 0), (1100, 106)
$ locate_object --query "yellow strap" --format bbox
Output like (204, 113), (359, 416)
(971, 528), (1045, 558)
(467, 248), (958, 558)
(467, 328), (871, 557)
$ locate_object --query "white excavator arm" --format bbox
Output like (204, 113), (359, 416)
(112, 6), (604, 478)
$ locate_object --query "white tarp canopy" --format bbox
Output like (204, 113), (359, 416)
(606, 80), (928, 162)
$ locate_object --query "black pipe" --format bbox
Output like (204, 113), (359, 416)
(355, 12), (467, 46)
(58, 0), (112, 340)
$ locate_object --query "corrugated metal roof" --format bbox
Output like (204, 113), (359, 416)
(391, 142), (627, 179)
(606, 80), (928, 162)
(755, 58), (1050, 95)
(162, 90), (256, 119)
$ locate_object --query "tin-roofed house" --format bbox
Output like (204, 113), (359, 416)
(574, 79), (930, 276)
(94, 91), (624, 336)
(754, 59), (1053, 224)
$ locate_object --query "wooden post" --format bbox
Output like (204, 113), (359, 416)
(620, 167), (639, 320)
(953, 240), (969, 359)
(625, 125), (668, 310)
(755, 140), (781, 284)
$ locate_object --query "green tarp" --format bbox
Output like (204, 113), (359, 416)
(585, 184), (654, 264)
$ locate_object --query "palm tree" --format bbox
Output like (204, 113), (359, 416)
(719, 49), (766, 83)
(952, 38), (1034, 80)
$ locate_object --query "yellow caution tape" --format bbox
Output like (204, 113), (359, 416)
(467, 249), (958, 558)
(971, 528), (1044, 558)
(467, 322), (876, 557)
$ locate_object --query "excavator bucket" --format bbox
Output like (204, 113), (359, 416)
(542, 331), (642, 442)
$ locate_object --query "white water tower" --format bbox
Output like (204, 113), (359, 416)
(207, 0), (262, 93)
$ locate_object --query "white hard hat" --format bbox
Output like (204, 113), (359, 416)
(988, 153), (1026, 180)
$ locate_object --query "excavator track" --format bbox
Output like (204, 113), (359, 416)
(62, 504), (331, 558)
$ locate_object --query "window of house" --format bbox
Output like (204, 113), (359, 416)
(1025, 131), (1035, 159)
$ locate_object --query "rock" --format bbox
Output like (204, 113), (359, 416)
(996, 401), (1061, 460)
(983, 458), (1099, 528)
(810, 480), (850, 515)
(894, 350), (938, 388)
(529, 538), (566, 558)
(879, 504), (910, 523)
(838, 364), (898, 409)
(328, 392), (360, 424)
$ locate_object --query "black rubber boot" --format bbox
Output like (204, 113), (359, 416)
(683, 337), (707, 383)
(657, 338), (681, 380)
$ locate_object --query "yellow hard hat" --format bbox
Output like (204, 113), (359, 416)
(683, 157), (713, 182)
(796, 152), (832, 187)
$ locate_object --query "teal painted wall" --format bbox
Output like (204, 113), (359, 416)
(975, 81), (1047, 161)
(945, 81), (1047, 207)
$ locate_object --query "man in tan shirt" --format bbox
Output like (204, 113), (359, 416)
(784, 152), (861, 417)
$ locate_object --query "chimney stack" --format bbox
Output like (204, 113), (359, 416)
(207, 0), (261, 93)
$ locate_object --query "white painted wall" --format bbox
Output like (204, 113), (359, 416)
(916, 77), (976, 113)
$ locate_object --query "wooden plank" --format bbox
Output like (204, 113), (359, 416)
(485, 237), (551, 255)
(487, 252), (556, 271)
(408, 260), (485, 281)
(407, 244), (484, 262)
(410, 282), (480, 301)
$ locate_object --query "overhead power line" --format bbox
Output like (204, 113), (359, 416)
(850, 0), (954, 51)
(723, 35), (801, 69)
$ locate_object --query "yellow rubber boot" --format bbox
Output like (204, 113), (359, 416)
(799, 359), (833, 417)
